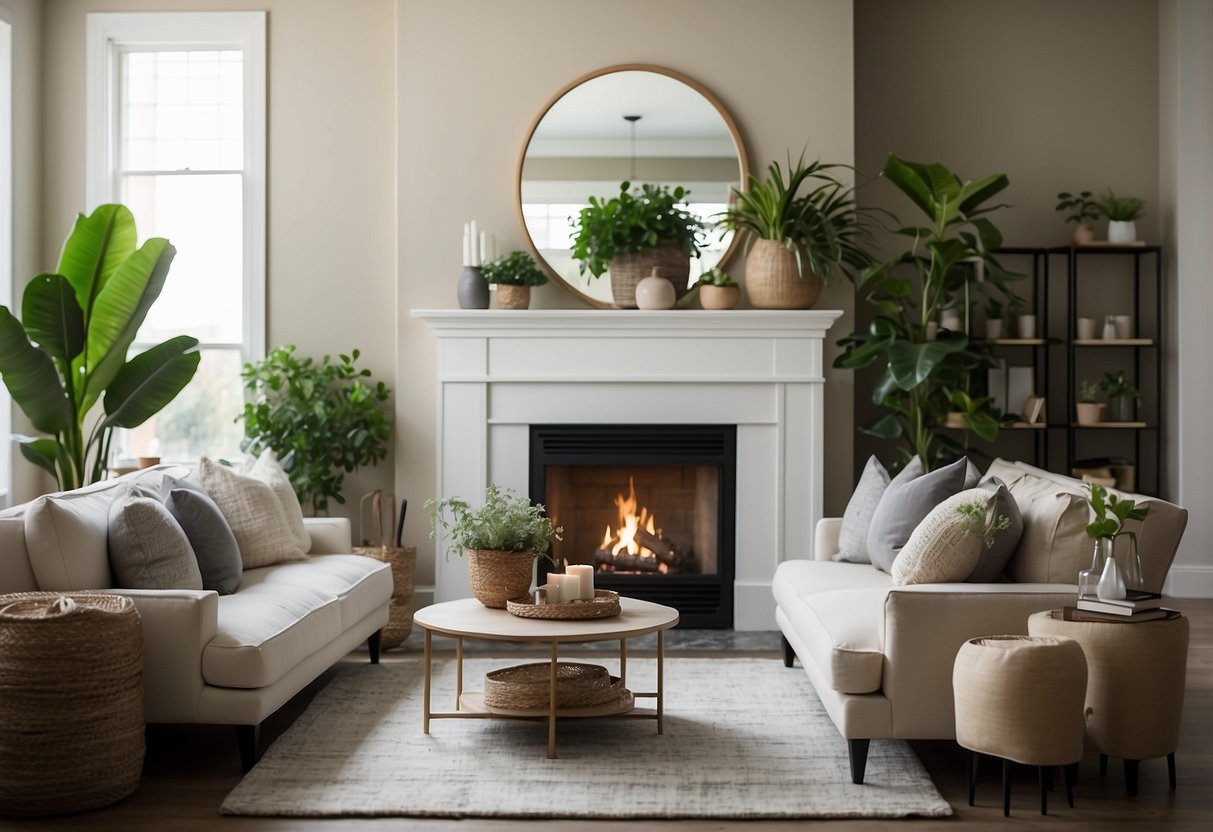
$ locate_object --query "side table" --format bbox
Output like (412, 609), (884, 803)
(1028, 609), (1190, 795)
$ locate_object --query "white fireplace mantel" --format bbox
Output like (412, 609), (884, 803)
(413, 309), (842, 630)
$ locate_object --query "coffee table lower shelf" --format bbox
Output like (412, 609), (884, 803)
(454, 691), (652, 719)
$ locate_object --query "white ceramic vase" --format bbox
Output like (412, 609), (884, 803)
(1107, 220), (1137, 244)
(635, 274), (676, 310)
(1096, 555), (1127, 600)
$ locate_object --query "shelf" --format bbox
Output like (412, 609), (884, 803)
(458, 691), (642, 719)
(1073, 241), (1149, 249)
(1008, 422), (1047, 430)
(991, 338), (1046, 345)
(1073, 338), (1153, 346)
(1072, 421), (1148, 429)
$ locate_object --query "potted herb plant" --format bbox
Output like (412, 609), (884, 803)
(1099, 190), (1146, 244)
(1101, 370), (1140, 422)
(1055, 190), (1102, 246)
(694, 267), (740, 310)
(570, 181), (704, 309)
(718, 153), (870, 310)
(427, 484), (563, 608)
(482, 250), (548, 310)
(1076, 379), (1104, 425)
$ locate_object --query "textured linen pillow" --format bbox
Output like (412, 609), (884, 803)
(108, 484), (203, 590)
(867, 455), (972, 574)
(891, 488), (996, 585)
(162, 474), (243, 594)
(834, 455), (899, 563)
(248, 449), (311, 555)
(966, 479), (1024, 582)
(199, 457), (308, 568)
(23, 488), (117, 590)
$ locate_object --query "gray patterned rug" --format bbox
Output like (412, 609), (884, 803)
(222, 657), (951, 819)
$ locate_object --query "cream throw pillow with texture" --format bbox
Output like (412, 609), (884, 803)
(892, 488), (993, 586)
(248, 449), (310, 554)
(199, 457), (308, 568)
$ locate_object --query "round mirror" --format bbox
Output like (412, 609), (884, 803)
(516, 65), (748, 308)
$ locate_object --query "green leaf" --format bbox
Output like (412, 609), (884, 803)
(16, 435), (61, 479)
(956, 173), (1010, 216)
(0, 307), (73, 434)
(56, 205), (137, 322)
(861, 412), (903, 439)
(21, 273), (85, 366)
(887, 336), (967, 390)
(882, 154), (935, 218)
(101, 335), (201, 429)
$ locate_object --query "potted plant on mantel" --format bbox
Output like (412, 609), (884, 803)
(694, 267), (741, 310)
(482, 250), (548, 310)
(718, 153), (870, 310)
(427, 484), (563, 608)
(570, 181), (704, 309)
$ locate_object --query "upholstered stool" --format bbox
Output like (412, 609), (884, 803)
(1028, 609), (1189, 795)
(953, 635), (1087, 816)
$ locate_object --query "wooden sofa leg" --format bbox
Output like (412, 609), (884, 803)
(236, 724), (260, 773)
(780, 634), (795, 668)
(368, 629), (382, 664)
(848, 738), (871, 784)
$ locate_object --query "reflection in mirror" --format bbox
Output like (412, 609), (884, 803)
(517, 66), (747, 307)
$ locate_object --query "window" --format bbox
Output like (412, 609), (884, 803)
(86, 12), (265, 463)
(1, 6), (13, 504)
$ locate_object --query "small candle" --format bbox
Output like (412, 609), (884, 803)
(469, 219), (479, 266)
(480, 230), (488, 266)
(566, 564), (594, 600)
(546, 575), (566, 604)
(462, 224), (470, 267)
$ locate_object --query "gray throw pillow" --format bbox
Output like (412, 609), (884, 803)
(834, 455), (898, 563)
(867, 456), (972, 573)
(108, 484), (203, 590)
(162, 474), (242, 594)
(966, 479), (1025, 583)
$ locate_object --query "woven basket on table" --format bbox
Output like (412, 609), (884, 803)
(466, 549), (535, 609)
(744, 239), (822, 309)
(0, 592), (144, 817)
(608, 240), (691, 308)
(353, 544), (417, 648)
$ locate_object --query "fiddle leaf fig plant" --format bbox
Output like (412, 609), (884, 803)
(0, 204), (199, 489)
(569, 181), (704, 279)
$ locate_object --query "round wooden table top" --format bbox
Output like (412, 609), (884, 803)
(414, 597), (679, 642)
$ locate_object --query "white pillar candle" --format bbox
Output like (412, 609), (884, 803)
(566, 564), (595, 600)
(489, 233), (496, 263)
(480, 230), (488, 266)
(462, 226), (470, 267)
(469, 219), (479, 266)
(545, 575), (567, 604)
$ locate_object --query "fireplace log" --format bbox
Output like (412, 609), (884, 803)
(635, 527), (677, 564)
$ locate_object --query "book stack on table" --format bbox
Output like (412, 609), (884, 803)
(1065, 590), (1178, 623)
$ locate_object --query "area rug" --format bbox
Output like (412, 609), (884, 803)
(221, 657), (951, 819)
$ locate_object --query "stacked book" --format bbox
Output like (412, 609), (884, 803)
(1067, 590), (1177, 623)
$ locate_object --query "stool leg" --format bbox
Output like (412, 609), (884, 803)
(1124, 759), (1140, 797)
(1063, 763), (1077, 808)
(1038, 766), (1048, 815)
(1002, 758), (1012, 817)
(967, 750), (978, 806)
(1043, 765), (1054, 791)
(1168, 752), (1177, 790)
(1099, 753), (1108, 777)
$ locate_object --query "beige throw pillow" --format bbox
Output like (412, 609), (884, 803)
(892, 488), (995, 586)
(199, 457), (308, 568)
(248, 449), (310, 554)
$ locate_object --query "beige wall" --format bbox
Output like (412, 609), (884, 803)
(34, 0), (397, 511)
(397, 0), (857, 590)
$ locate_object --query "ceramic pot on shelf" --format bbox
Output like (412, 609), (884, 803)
(1107, 220), (1138, 245)
(743, 239), (820, 310)
(635, 268), (676, 310)
(1072, 222), (1096, 246)
(700, 284), (740, 310)
(1075, 401), (1105, 425)
(984, 318), (1004, 340)
(457, 266), (490, 309)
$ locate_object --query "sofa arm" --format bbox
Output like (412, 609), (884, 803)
(880, 583), (1078, 739)
(104, 588), (218, 724)
(814, 518), (843, 561)
(305, 517), (353, 554)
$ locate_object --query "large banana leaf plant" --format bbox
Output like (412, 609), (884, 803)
(835, 154), (1023, 469)
(0, 204), (200, 489)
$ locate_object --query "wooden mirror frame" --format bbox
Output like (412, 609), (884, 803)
(514, 64), (750, 309)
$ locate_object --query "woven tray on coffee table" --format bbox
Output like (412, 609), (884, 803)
(506, 589), (620, 620)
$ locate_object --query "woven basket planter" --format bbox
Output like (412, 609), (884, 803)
(495, 285), (531, 309)
(484, 662), (616, 710)
(744, 239), (822, 309)
(0, 592), (144, 817)
(466, 549), (536, 609)
(354, 545), (417, 648)
(609, 240), (691, 309)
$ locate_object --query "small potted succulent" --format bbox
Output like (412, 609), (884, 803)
(1099, 190), (1146, 244)
(482, 250), (548, 310)
(694, 267), (740, 310)
(427, 484), (563, 608)
(1055, 190), (1102, 246)
(1076, 379), (1104, 425)
(1101, 370), (1140, 423)
(570, 181), (704, 309)
(983, 296), (1005, 340)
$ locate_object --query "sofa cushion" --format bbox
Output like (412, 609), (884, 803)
(23, 490), (115, 590)
(108, 484), (203, 590)
(892, 488), (990, 586)
(868, 456), (971, 573)
(199, 457), (308, 569)
(241, 554), (392, 631)
(162, 474), (242, 595)
(834, 455), (896, 564)
(967, 481), (1023, 582)
(247, 449), (311, 555)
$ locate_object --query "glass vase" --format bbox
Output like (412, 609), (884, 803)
(1097, 556), (1126, 600)
(1116, 535), (1144, 592)
(1089, 537), (1113, 574)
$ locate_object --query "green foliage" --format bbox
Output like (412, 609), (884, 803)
(834, 154), (1024, 469)
(954, 499), (1011, 547)
(426, 484), (562, 560)
(569, 182), (705, 279)
(694, 268), (737, 288)
(1078, 379), (1101, 403)
(481, 250), (548, 286)
(1084, 482), (1148, 541)
(1101, 370), (1139, 400)
(0, 205), (198, 489)
(1100, 190), (1146, 222)
(1055, 190), (1103, 225)
(239, 345), (391, 514)
(945, 388), (1001, 442)
(717, 152), (872, 282)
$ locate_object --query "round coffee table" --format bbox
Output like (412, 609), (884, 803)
(414, 597), (679, 758)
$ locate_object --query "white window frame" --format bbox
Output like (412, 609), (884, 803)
(84, 11), (266, 365)
(0, 4), (14, 506)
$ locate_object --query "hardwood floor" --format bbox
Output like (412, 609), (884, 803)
(4, 599), (1211, 831)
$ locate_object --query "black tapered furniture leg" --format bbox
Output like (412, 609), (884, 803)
(781, 634), (795, 668)
(1100, 752), (1108, 776)
(1168, 752), (1177, 790)
(1124, 759), (1140, 796)
(1043, 765), (1054, 791)
(967, 750), (977, 806)
(1063, 763), (1077, 807)
(1038, 766), (1048, 815)
(1002, 758), (1012, 817)
(848, 739), (870, 785)
(236, 724), (260, 773)
(368, 629), (382, 664)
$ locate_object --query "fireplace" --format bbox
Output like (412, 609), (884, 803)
(530, 425), (736, 628)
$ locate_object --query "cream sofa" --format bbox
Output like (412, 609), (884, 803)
(0, 466), (393, 770)
(773, 459), (1187, 784)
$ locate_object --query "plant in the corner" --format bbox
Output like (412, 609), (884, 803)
(238, 345), (391, 514)
(1083, 482), (1149, 595)
(569, 181), (704, 309)
(1075, 379), (1104, 426)
(954, 498), (1011, 548)
(1099, 190), (1146, 244)
(1055, 190), (1103, 245)
(0, 204), (199, 490)
(1101, 370), (1140, 422)
(482, 250), (548, 310)
(427, 484), (563, 608)
(717, 152), (871, 310)
(694, 267), (741, 310)
(834, 154), (1024, 469)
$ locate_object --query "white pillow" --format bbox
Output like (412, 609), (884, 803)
(248, 449), (310, 554)
(891, 488), (995, 586)
(23, 489), (116, 590)
(833, 455), (894, 563)
(199, 457), (308, 568)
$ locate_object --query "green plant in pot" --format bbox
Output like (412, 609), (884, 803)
(982, 296), (1004, 340)
(569, 181), (704, 309)
(718, 153), (871, 310)
(1055, 190), (1103, 245)
(0, 204), (199, 489)
(1099, 190), (1146, 245)
(694, 267), (740, 310)
(1082, 482), (1149, 596)
(1075, 378), (1104, 426)
(239, 345), (391, 514)
(834, 154), (1023, 469)
(482, 250), (548, 310)
(1101, 370), (1140, 423)
(427, 484), (563, 608)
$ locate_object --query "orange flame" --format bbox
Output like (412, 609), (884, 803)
(602, 476), (660, 559)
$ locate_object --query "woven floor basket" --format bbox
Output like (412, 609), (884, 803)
(609, 240), (691, 308)
(466, 549), (535, 609)
(484, 662), (617, 710)
(744, 239), (822, 309)
(354, 545), (417, 648)
(0, 592), (144, 816)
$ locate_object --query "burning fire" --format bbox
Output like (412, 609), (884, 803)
(600, 476), (668, 572)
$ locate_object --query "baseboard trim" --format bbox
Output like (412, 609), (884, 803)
(1164, 565), (1213, 598)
